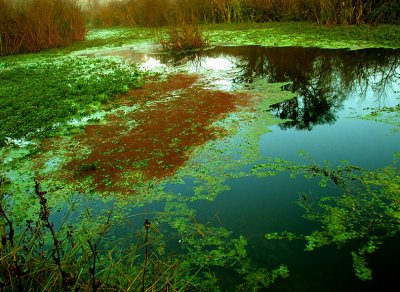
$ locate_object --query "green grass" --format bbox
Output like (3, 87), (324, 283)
(74, 26), (158, 50)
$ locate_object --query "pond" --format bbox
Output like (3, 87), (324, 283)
(98, 45), (399, 290)
(162, 46), (400, 291)
(4, 45), (400, 290)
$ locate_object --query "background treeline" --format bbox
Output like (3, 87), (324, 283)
(1, 0), (399, 56)
(0, 0), (85, 56)
(87, 0), (400, 27)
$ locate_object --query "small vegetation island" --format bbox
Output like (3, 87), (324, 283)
(1, 0), (400, 290)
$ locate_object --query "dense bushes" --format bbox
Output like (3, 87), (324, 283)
(87, 0), (400, 27)
(0, 0), (85, 56)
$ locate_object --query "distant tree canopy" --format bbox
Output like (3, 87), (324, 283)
(86, 0), (400, 27)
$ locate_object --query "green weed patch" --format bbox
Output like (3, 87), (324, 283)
(204, 22), (400, 49)
(65, 23), (400, 54)
(0, 55), (143, 146)
(265, 155), (400, 281)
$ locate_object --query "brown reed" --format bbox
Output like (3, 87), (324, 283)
(86, 0), (399, 28)
(0, 0), (85, 56)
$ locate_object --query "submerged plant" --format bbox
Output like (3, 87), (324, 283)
(265, 154), (400, 281)
(0, 176), (288, 290)
(159, 200), (289, 290)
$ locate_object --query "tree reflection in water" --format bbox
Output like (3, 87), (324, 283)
(164, 46), (400, 130)
(224, 46), (399, 130)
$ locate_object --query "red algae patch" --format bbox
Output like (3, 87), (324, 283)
(65, 74), (251, 193)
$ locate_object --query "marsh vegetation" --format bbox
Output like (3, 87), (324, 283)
(1, 1), (400, 291)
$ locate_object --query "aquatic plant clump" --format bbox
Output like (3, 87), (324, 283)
(0, 177), (289, 290)
(160, 23), (209, 52)
(265, 156), (400, 281)
(37, 74), (253, 194)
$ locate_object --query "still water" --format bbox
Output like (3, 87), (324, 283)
(95, 45), (400, 290)
(150, 46), (400, 291)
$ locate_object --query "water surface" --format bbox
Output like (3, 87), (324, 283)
(40, 45), (400, 290)
(151, 46), (400, 291)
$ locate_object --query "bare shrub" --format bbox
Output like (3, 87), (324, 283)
(87, 0), (135, 26)
(88, 0), (167, 27)
(0, 0), (85, 56)
(160, 22), (209, 52)
(85, 0), (399, 27)
(160, 6), (209, 52)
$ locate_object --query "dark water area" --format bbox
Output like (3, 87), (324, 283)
(158, 46), (400, 165)
(93, 45), (400, 291)
(154, 46), (400, 291)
